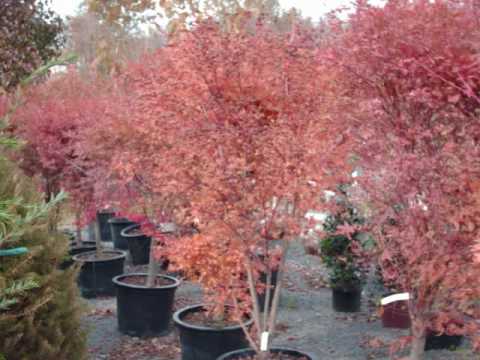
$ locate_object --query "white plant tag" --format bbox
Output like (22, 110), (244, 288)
(260, 332), (269, 351)
(381, 292), (410, 306)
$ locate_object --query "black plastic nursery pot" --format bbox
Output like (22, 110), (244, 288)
(121, 224), (151, 265)
(113, 273), (180, 337)
(217, 348), (317, 360)
(60, 242), (98, 270)
(174, 304), (253, 360)
(332, 286), (362, 313)
(109, 217), (136, 250)
(97, 210), (115, 242)
(73, 250), (126, 298)
(425, 332), (463, 351)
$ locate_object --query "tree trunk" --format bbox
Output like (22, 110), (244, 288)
(409, 311), (426, 360)
(94, 217), (102, 257)
(75, 211), (82, 246)
(409, 333), (426, 360)
(146, 239), (159, 287)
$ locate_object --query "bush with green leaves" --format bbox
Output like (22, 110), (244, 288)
(319, 195), (369, 290)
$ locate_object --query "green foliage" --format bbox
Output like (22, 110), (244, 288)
(319, 195), (368, 289)
(0, 158), (86, 360)
(0, 278), (39, 310)
(0, 191), (67, 246)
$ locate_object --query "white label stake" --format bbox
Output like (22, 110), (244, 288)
(260, 332), (270, 351)
(380, 292), (410, 306)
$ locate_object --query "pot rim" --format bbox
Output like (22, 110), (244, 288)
(108, 217), (136, 225)
(216, 347), (316, 360)
(120, 223), (176, 238)
(120, 224), (145, 238)
(331, 284), (363, 292)
(173, 304), (253, 332)
(69, 243), (97, 249)
(113, 272), (181, 290)
(72, 249), (127, 263)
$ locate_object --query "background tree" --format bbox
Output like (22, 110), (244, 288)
(326, 1), (480, 358)
(85, 0), (308, 33)
(65, 8), (166, 75)
(0, 0), (64, 92)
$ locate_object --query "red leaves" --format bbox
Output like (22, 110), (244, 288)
(97, 18), (349, 316)
(326, 0), (480, 355)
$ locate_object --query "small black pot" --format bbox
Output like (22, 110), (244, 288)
(121, 224), (151, 265)
(113, 273), (180, 337)
(73, 250), (126, 298)
(174, 304), (253, 360)
(109, 217), (136, 250)
(97, 210), (115, 242)
(217, 348), (316, 360)
(425, 332), (463, 351)
(332, 286), (362, 312)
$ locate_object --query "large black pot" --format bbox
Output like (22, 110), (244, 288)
(121, 224), (151, 265)
(113, 273), (180, 337)
(425, 332), (463, 351)
(174, 304), (253, 360)
(217, 348), (317, 360)
(332, 286), (362, 312)
(109, 217), (136, 250)
(97, 210), (115, 242)
(73, 250), (126, 298)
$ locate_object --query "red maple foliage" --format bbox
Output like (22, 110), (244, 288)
(96, 18), (348, 354)
(10, 69), (109, 224)
(326, 1), (480, 358)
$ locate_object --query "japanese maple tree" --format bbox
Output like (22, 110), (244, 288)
(326, 1), (480, 358)
(10, 69), (110, 237)
(101, 17), (348, 356)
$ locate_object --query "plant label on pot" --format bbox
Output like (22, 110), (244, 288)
(380, 292), (410, 306)
(260, 331), (270, 351)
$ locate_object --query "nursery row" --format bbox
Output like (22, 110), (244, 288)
(1, 1), (480, 360)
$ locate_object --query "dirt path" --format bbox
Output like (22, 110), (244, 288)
(82, 242), (476, 360)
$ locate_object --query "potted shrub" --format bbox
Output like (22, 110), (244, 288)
(113, 221), (180, 337)
(8, 67), (128, 298)
(105, 16), (347, 360)
(96, 209), (115, 242)
(316, 191), (369, 313)
(73, 207), (126, 298)
(108, 216), (136, 250)
(120, 223), (151, 265)
(327, 1), (480, 357)
(320, 234), (363, 312)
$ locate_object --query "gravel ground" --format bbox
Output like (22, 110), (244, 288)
(82, 241), (477, 360)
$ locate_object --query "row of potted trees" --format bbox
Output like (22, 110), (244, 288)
(6, 1), (480, 359)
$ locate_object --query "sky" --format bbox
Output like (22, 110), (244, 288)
(50, 0), (384, 23)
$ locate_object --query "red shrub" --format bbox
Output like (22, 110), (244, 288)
(326, 1), (480, 357)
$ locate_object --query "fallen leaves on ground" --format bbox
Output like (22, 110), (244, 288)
(108, 333), (181, 360)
